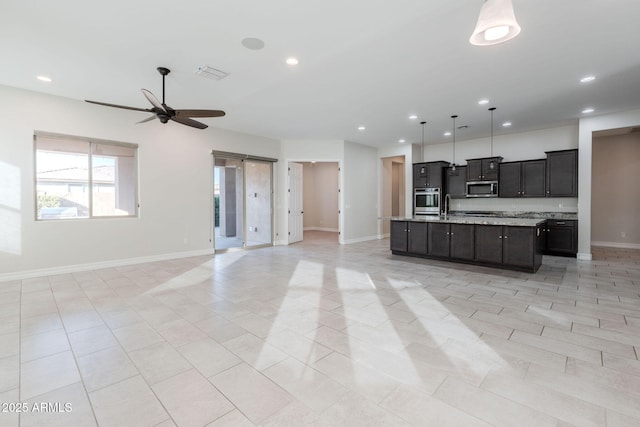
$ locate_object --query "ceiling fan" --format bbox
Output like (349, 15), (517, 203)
(85, 67), (225, 129)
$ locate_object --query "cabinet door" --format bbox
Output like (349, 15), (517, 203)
(482, 158), (500, 181)
(427, 223), (450, 257)
(426, 163), (443, 189)
(503, 226), (535, 268)
(499, 162), (521, 197)
(446, 166), (467, 198)
(408, 222), (428, 255)
(390, 221), (408, 252)
(546, 150), (577, 197)
(450, 224), (475, 260)
(546, 220), (577, 255)
(413, 163), (427, 188)
(522, 160), (546, 197)
(475, 225), (503, 264)
(467, 160), (483, 182)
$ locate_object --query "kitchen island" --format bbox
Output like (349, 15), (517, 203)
(390, 215), (546, 272)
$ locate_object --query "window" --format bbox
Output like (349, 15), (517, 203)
(35, 132), (138, 220)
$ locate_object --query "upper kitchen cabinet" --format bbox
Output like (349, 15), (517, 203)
(466, 157), (502, 182)
(499, 160), (546, 198)
(546, 149), (578, 197)
(413, 161), (449, 189)
(446, 166), (467, 198)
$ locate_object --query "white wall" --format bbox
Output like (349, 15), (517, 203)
(378, 143), (415, 229)
(579, 108), (640, 258)
(343, 141), (379, 243)
(0, 85), (279, 279)
(302, 162), (339, 232)
(591, 133), (640, 248)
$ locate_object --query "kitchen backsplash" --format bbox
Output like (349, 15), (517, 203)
(450, 197), (578, 213)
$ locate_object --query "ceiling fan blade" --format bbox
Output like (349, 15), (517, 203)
(175, 109), (226, 118)
(85, 99), (151, 112)
(170, 116), (208, 129)
(141, 89), (166, 113)
(137, 115), (157, 124)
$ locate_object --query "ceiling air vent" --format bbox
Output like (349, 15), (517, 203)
(196, 66), (229, 81)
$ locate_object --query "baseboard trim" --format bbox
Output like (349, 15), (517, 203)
(303, 227), (339, 232)
(0, 248), (215, 282)
(592, 241), (640, 250)
(577, 252), (593, 261)
(341, 235), (382, 245)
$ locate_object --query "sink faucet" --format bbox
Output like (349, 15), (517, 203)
(443, 193), (451, 219)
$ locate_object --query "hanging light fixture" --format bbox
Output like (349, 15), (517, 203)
(451, 115), (458, 171)
(470, 0), (521, 46)
(420, 121), (426, 161)
(488, 107), (497, 170)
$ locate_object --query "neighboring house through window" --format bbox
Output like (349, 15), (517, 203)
(34, 132), (138, 220)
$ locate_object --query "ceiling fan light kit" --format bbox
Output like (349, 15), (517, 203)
(470, 0), (521, 46)
(85, 67), (225, 130)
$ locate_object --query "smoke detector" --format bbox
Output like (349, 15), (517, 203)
(196, 66), (229, 81)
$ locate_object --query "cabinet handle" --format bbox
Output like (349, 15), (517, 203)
(499, 236), (503, 239)
(504, 236), (508, 239)
(450, 233), (454, 236)
(556, 222), (565, 225)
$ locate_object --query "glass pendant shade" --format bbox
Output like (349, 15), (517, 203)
(470, 0), (521, 46)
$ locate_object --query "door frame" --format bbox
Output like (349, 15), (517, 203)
(286, 159), (343, 244)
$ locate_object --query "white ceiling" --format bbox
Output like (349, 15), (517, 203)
(2, 0), (640, 147)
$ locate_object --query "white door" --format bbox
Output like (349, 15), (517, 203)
(288, 162), (303, 243)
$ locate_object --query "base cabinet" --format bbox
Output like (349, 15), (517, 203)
(450, 224), (475, 260)
(544, 219), (577, 257)
(428, 223), (450, 257)
(391, 220), (542, 272)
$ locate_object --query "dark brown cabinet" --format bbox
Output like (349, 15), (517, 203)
(467, 157), (502, 182)
(450, 224), (475, 260)
(475, 225), (543, 269)
(544, 219), (577, 257)
(475, 225), (503, 264)
(390, 221), (429, 255)
(390, 221), (408, 252)
(499, 160), (546, 198)
(546, 149), (578, 197)
(446, 166), (467, 198)
(408, 222), (428, 255)
(413, 161), (449, 189)
(428, 223), (450, 257)
(391, 220), (543, 272)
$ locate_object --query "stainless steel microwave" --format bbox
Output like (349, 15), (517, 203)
(466, 181), (498, 197)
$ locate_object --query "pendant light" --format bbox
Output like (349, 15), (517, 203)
(420, 121), (426, 162)
(488, 107), (496, 170)
(470, 0), (521, 46)
(450, 115), (458, 171)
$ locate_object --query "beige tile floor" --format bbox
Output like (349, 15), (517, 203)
(1, 232), (639, 426)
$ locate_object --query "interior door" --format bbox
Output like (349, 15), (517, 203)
(288, 162), (303, 243)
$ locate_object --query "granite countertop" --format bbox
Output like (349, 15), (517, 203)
(390, 215), (546, 227)
(451, 211), (578, 220)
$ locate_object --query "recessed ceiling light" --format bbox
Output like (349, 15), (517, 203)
(580, 75), (596, 83)
(478, 99), (489, 105)
(358, 126), (366, 131)
(398, 139), (406, 144)
(502, 121), (512, 127)
(37, 75), (52, 82)
(409, 115), (418, 120)
(444, 131), (452, 136)
(582, 108), (595, 114)
(285, 57), (299, 66)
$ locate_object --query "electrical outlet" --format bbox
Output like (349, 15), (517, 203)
(183, 238), (189, 245)
(621, 231), (626, 238)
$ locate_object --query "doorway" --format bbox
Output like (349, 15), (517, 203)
(381, 155), (406, 236)
(288, 161), (340, 244)
(213, 155), (274, 251)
